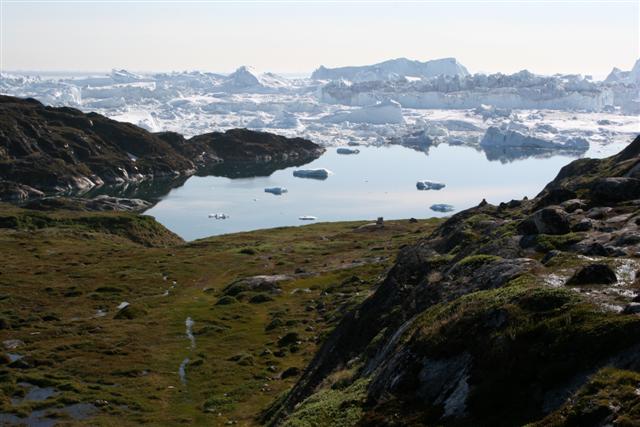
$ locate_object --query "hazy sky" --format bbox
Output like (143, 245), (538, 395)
(1, 1), (638, 77)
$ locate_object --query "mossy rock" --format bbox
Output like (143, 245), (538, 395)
(215, 296), (238, 306)
(113, 304), (147, 320)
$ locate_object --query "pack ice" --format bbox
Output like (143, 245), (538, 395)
(1, 57), (637, 155)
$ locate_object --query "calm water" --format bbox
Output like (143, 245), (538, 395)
(145, 142), (627, 240)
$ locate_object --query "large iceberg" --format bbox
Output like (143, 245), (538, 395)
(312, 57), (469, 82)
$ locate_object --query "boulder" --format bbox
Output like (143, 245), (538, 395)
(518, 207), (570, 235)
(589, 177), (640, 203)
(565, 264), (617, 286)
(281, 367), (301, 379)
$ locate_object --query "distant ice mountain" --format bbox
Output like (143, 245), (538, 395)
(312, 57), (469, 82)
(216, 66), (294, 92)
(605, 59), (640, 84)
(604, 59), (640, 114)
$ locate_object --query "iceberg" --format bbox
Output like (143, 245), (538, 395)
(322, 99), (404, 125)
(293, 168), (331, 180)
(312, 57), (469, 82)
(264, 187), (288, 195)
(430, 204), (455, 213)
(299, 215), (317, 221)
(337, 147), (360, 155)
(480, 126), (589, 151)
(416, 181), (446, 190)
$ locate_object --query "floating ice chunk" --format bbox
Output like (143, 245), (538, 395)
(430, 204), (454, 213)
(481, 126), (589, 151)
(293, 168), (331, 180)
(337, 147), (360, 154)
(299, 215), (317, 221)
(417, 180), (446, 190)
(323, 99), (404, 125)
(208, 213), (230, 219)
(265, 187), (288, 195)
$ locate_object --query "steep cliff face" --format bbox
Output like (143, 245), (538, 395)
(0, 96), (324, 199)
(270, 136), (640, 426)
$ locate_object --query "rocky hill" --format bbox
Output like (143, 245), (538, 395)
(268, 136), (640, 426)
(0, 95), (323, 200)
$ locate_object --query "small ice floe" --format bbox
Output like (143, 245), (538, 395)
(117, 301), (130, 310)
(208, 213), (229, 219)
(430, 204), (455, 213)
(337, 147), (360, 155)
(293, 168), (331, 180)
(299, 215), (317, 221)
(417, 180), (445, 190)
(264, 187), (288, 195)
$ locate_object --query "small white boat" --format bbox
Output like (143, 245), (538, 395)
(208, 213), (230, 219)
(298, 215), (317, 221)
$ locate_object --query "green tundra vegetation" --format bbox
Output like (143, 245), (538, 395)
(0, 202), (439, 425)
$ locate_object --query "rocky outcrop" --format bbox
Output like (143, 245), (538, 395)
(0, 96), (324, 200)
(270, 135), (640, 427)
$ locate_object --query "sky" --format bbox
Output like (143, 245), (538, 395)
(1, 1), (638, 78)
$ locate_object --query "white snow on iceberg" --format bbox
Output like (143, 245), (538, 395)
(322, 99), (404, 125)
(480, 126), (589, 151)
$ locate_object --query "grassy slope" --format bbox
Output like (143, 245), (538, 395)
(0, 204), (440, 425)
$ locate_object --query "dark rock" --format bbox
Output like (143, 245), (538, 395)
(535, 188), (577, 210)
(587, 207), (613, 220)
(222, 275), (289, 297)
(113, 304), (147, 320)
(541, 250), (562, 265)
(215, 296), (238, 306)
(249, 293), (274, 304)
(281, 367), (301, 379)
(589, 177), (640, 203)
(24, 195), (151, 212)
(565, 264), (617, 286)
(571, 218), (593, 232)
(560, 198), (587, 213)
(277, 332), (300, 347)
(622, 303), (640, 314)
(518, 207), (570, 235)
(0, 95), (323, 200)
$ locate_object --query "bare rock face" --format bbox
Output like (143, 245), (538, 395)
(0, 95), (323, 200)
(269, 136), (640, 427)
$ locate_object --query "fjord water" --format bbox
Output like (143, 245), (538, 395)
(145, 142), (625, 240)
